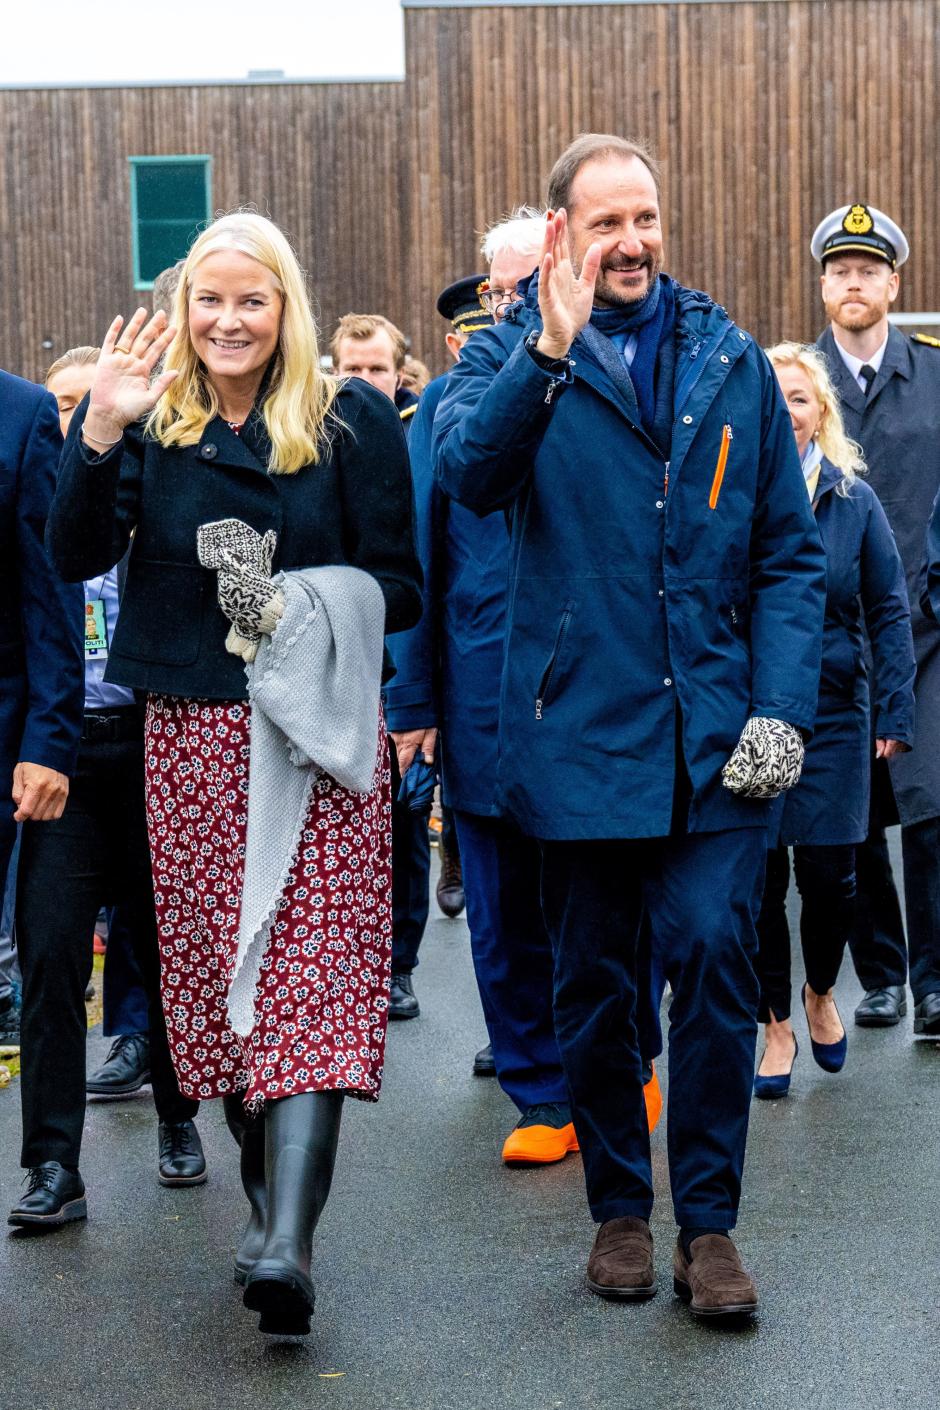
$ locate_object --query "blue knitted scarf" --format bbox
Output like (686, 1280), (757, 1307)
(588, 274), (676, 453)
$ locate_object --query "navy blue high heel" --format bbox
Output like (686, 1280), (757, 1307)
(802, 983), (847, 1073)
(753, 1035), (798, 1100)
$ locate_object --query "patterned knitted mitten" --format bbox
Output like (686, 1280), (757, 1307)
(216, 549), (284, 652)
(721, 716), (804, 800)
(196, 518), (283, 662)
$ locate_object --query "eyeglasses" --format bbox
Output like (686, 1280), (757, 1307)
(480, 287), (523, 319)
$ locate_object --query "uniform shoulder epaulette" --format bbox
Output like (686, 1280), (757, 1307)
(911, 332), (940, 348)
(399, 403), (418, 421)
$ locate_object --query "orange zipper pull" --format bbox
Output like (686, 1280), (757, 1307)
(709, 425), (733, 510)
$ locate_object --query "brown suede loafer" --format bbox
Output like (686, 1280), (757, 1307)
(673, 1235), (758, 1318)
(586, 1216), (657, 1300)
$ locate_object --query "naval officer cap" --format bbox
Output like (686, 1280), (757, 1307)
(811, 203), (909, 269)
(436, 275), (495, 333)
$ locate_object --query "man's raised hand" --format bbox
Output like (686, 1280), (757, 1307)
(535, 209), (601, 360)
(83, 309), (178, 447)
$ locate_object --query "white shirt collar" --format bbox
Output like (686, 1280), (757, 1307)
(832, 330), (889, 390)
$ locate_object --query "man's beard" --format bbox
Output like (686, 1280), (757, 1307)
(593, 251), (663, 306)
(824, 291), (889, 333)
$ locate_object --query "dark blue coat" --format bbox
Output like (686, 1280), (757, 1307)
(384, 374), (508, 816)
(818, 325), (940, 825)
(772, 459), (915, 846)
(433, 280), (827, 841)
(0, 370), (84, 786)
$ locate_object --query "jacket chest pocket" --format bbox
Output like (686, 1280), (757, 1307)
(115, 560), (208, 666)
(535, 603), (574, 719)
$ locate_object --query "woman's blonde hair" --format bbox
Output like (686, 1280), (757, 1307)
(766, 341), (866, 491)
(147, 211), (338, 473)
(45, 345), (100, 385)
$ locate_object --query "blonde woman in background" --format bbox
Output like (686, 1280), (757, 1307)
(753, 344), (915, 1098)
(46, 212), (421, 1335)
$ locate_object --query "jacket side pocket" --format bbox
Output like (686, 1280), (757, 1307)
(535, 605), (574, 719)
(708, 424), (733, 510)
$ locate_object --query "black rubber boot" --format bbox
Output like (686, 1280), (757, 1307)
(243, 1091), (343, 1335)
(222, 1093), (267, 1286)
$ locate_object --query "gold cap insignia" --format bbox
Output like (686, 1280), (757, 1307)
(843, 204), (874, 236)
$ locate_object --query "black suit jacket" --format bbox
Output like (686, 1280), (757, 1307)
(0, 369), (84, 782)
(47, 379), (422, 701)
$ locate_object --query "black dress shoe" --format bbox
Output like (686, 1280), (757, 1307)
(8, 1162), (87, 1228)
(388, 972), (419, 1020)
(854, 986), (907, 1027)
(436, 842), (466, 918)
(0, 995), (20, 1050)
(86, 1032), (151, 1097)
(158, 1120), (207, 1186)
(913, 991), (940, 1036)
(473, 1041), (496, 1076)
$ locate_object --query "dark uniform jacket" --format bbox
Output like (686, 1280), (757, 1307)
(384, 373), (509, 817)
(771, 458), (915, 846)
(0, 370), (84, 783)
(434, 279), (827, 841)
(817, 324), (940, 824)
(47, 381), (422, 700)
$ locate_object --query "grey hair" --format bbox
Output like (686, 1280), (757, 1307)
(480, 205), (547, 264)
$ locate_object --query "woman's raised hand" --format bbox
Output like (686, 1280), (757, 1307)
(535, 209), (601, 359)
(84, 309), (178, 442)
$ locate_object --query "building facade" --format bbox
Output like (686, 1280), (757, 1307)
(2, 0), (937, 381)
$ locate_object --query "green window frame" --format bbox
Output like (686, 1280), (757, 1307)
(129, 155), (213, 290)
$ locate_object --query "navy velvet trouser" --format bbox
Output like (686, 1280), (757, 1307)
(454, 810), (567, 1111)
(102, 905), (150, 1036)
(389, 747), (431, 974)
(539, 829), (766, 1228)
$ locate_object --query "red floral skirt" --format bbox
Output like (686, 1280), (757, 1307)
(144, 696), (392, 1107)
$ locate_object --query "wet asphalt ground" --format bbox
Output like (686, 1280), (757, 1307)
(1, 838), (937, 1410)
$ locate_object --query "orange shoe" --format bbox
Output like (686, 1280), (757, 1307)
(502, 1102), (580, 1165)
(644, 1062), (663, 1134)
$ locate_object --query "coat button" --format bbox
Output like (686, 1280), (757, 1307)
(656, 499), (664, 509)
(720, 354), (730, 363)
(739, 332), (747, 341)
(201, 443), (218, 460)
(664, 677), (673, 687)
(658, 589), (664, 597)
(682, 414), (693, 425)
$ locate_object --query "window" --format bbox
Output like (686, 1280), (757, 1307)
(129, 155), (212, 289)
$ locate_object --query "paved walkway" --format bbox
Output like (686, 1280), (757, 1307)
(2, 849), (938, 1410)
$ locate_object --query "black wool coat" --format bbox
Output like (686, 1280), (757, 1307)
(47, 379), (422, 700)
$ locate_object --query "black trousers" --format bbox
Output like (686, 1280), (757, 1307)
(539, 829), (765, 1229)
(852, 814), (940, 1003)
(16, 711), (198, 1168)
(756, 844), (856, 1023)
(389, 747), (431, 974)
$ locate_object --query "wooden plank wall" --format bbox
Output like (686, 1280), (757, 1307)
(0, 81), (408, 381)
(2, 1), (939, 382)
(404, 0), (940, 367)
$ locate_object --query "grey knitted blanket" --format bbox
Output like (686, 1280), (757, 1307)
(227, 565), (387, 1036)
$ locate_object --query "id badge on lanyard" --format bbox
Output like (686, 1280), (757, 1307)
(84, 599), (108, 659)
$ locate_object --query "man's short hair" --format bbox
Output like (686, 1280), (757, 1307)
(330, 313), (407, 371)
(152, 260), (185, 318)
(480, 206), (547, 264)
(547, 134), (661, 214)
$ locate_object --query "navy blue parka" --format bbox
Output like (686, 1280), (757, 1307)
(772, 458), (915, 846)
(432, 278), (827, 841)
(384, 374), (509, 816)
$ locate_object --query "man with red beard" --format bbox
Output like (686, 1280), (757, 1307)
(815, 204), (940, 1040)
